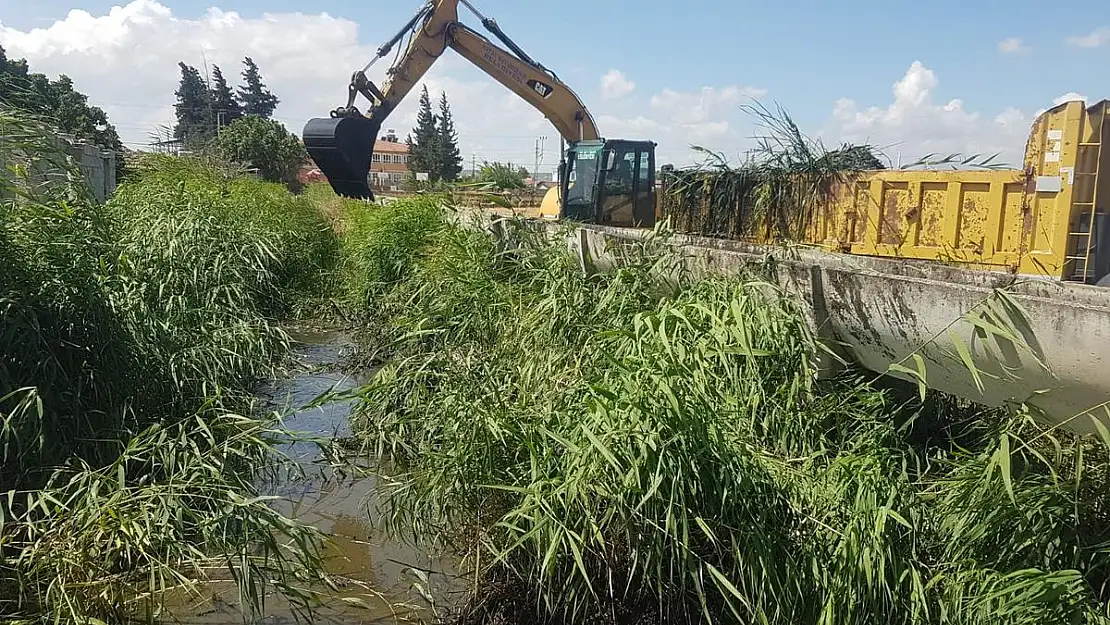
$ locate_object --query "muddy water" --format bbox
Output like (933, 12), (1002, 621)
(166, 327), (461, 624)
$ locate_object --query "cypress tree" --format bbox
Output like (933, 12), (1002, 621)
(209, 65), (242, 128)
(437, 91), (463, 182)
(408, 85), (440, 180)
(236, 57), (279, 119)
(173, 62), (213, 143)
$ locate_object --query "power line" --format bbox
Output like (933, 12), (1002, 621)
(94, 100), (564, 139)
(93, 98), (566, 161)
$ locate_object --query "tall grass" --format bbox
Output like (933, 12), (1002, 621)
(0, 108), (341, 622)
(112, 155), (340, 318)
(339, 194), (446, 315)
(343, 198), (1110, 624)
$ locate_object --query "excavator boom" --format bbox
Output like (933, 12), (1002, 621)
(303, 0), (599, 199)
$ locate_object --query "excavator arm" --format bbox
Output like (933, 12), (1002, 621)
(303, 0), (599, 198)
(450, 24), (599, 143)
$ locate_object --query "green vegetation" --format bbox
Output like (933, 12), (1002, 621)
(339, 195), (445, 313)
(339, 198), (1110, 624)
(0, 45), (123, 176)
(170, 58), (300, 190)
(172, 61), (213, 144)
(236, 57), (280, 120)
(173, 56), (279, 145)
(209, 64), (244, 125)
(407, 85), (464, 183)
(474, 160), (529, 190)
(5, 88), (1105, 624)
(0, 108), (340, 623)
(216, 115), (308, 190)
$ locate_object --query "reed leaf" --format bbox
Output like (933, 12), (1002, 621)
(344, 198), (1110, 625)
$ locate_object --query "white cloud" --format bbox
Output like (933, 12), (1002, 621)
(650, 85), (766, 125)
(0, 0), (562, 168)
(599, 69), (635, 100)
(3, 4), (1060, 176)
(823, 61), (1032, 166)
(1053, 92), (1087, 104)
(626, 84), (767, 155)
(1066, 27), (1110, 48)
(1030, 93), (1088, 119)
(997, 37), (1029, 54)
(593, 84), (765, 163)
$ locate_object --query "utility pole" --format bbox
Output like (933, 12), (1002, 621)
(200, 48), (215, 140)
(532, 135), (546, 205)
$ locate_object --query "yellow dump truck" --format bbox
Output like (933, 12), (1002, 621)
(658, 100), (1110, 286)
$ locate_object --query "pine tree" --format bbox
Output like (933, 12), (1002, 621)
(236, 57), (279, 119)
(173, 61), (213, 143)
(437, 90), (463, 182)
(209, 64), (242, 128)
(408, 85), (441, 180)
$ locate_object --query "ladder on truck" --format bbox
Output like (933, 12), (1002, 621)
(1064, 105), (1108, 283)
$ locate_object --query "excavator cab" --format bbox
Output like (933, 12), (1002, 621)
(561, 139), (657, 227)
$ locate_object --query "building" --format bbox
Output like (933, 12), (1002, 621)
(298, 128), (414, 190)
(371, 128), (410, 188)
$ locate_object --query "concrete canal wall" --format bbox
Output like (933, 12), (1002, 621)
(484, 216), (1110, 435)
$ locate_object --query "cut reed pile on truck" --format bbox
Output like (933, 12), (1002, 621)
(0, 108), (340, 623)
(660, 102), (887, 241)
(342, 196), (1110, 625)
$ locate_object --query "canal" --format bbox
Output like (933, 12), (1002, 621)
(165, 327), (460, 624)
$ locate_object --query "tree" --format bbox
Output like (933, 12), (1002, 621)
(476, 161), (527, 190)
(0, 45), (124, 162)
(236, 57), (279, 119)
(216, 116), (306, 190)
(209, 64), (242, 128)
(173, 62), (213, 144)
(436, 91), (463, 182)
(407, 85), (441, 180)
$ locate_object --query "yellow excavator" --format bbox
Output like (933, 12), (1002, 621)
(303, 0), (658, 227)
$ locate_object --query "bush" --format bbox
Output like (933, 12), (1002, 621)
(111, 155), (340, 318)
(215, 115), (307, 190)
(476, 161), (528, 190)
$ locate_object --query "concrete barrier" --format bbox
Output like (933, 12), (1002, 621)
(72, 142), (117, 203)
(1, 137), (117, 203)
(484, 215), (1110, 435)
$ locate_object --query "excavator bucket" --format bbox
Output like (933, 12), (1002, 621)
(303, 116), (382, 199)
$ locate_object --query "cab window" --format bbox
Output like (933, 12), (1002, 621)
(605, 149), (637, 194)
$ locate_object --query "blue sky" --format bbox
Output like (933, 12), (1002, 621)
(2, 0), (1107, 169)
